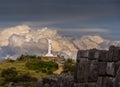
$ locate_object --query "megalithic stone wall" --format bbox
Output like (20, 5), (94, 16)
(37, 46), (120, 87)
(74, 45), (120, 87)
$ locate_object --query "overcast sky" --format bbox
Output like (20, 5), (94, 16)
(0, 0), (120, 39)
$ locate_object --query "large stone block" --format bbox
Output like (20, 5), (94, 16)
(88, 60), (98, 82)
(97, 77), (103, 87)
(73, 83), (96, 87)
(106, 62), (115, 76)
(113, 66), (120, 87)
(97, 77), (114, 87)
(106, 77), (114, 87)
(94, 51), (99, 59)
(108, 45), (120, 62)
(75, 58), (90, 83)
(74, 63), (78, 82)
(118, 82), (120, 87)
(88, 49), (99, 60)
(81, 50), (89, 58)
(73, 83), (85, 87)
(37, 80), (43, 87)
(98, 62), (107, 76)
(98, 50), (108, 62)
(42, 78), (58, 87)
(108, 46), (120, 62)
(57, 74), (74, 87)
(89, 49), (95, 60)
(77, 50), (82, 61)
(77, 50), (89, 59)
(108, 45), (115, 62)
(113, 47), (120, 62)
(86, 83), (96, 87)
(115, 61), (120, 74)
(44, 83), (50, 87)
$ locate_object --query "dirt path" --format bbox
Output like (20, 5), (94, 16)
(54, 62), (63, 74)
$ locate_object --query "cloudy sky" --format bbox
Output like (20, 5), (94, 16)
(0, 0), (120, 39)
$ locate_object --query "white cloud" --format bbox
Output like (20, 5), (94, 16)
(0, 25), (30, 46)
(58, 28), (109, 33)
(8, 34), (25, 47)
(0, 25), (77, 58)
(0, 25), (119, 59)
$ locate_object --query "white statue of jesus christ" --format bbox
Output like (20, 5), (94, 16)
(45, 39), (54, 56)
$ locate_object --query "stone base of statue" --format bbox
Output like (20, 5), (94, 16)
(45, 53), (54, 57)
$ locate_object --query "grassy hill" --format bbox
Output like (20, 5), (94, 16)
(0, 55), (65, 87)
(0, 60), (50, 79)
(0, 55), (75, 87)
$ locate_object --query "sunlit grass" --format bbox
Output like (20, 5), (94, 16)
(0, 60), (50, 80)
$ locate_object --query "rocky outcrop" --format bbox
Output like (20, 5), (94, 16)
(37, 45), (120, 87)
(37, 73), (74, 87)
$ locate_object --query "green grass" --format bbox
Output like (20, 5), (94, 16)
(0, 60), (50, 80)
(0, 56), (77, 87)
(0, 55), (65, 86)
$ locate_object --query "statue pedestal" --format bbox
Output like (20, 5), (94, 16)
(45, 53), (54, 57)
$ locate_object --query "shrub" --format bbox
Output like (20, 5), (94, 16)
(62, 58), (75, 73)
(15, 73), (37, 82)
(18, 54), (41, 61)
(8, 60), (15, 63)
(1, 67), (18, 82)
(25, 59), (40, 70)
(25, 60), (58, 75)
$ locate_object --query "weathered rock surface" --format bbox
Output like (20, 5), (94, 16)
(98, 62), (107, 76)
(75, 58), (90, 83)
(37, 74), (74, 87)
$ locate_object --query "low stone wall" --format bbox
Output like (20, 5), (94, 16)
(37, 46), (120, 87)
